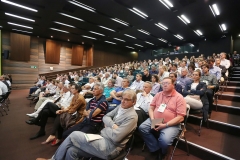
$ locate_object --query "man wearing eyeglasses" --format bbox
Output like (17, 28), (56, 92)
(139, 77), (186, 160)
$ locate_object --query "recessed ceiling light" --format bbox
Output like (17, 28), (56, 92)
(99, 25), (115, 32)
(59, 13), (84, 21)
(113, 38), (125, 42)
(54, 21), (75, 28)
(158, 38), (168, 43)
(50, 28), (69, 33)
(0, 26), (2, 28)
(51, 36), (53, 38)
(8, 22), (33, 29)
(111, 18), (129, 26)
(138, 29), (150, 35)
(129, 7), (148, 19)
(68, 0), (95, 13)
(12, 29), (32, 33)
(124, 34), (136, 39)
(5, 12), (35, 22)
(68, 39), (70, 41)
(238, 34), (240, 37)
(145, 41), (154, 45)
(190, 44), (194, 47)
(126, 46), (135, 49)
(181, 15), (190, 23)
(159, 0), (173, 9)
(37, 36), (39, 38)
(82, 35), (96, 40)
(89, 31), (105, 36)
(134, 44), (144, 47)
(105, 41), (116, 45)
(1, 0), (38, 12)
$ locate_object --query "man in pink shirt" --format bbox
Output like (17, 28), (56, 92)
(139, 77), (186, 160)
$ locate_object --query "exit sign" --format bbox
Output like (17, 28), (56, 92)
(30, 66), (37, 69)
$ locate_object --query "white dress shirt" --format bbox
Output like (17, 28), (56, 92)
(130, 80), (144, 90)
(134, 93), (153, 114)
(57, 91), (73, 109)
(220, 59), (230, 69)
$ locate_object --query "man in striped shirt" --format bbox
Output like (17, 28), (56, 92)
(62, 82), (108, 139)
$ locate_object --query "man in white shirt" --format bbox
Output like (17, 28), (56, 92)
(134, 82), (153, 127)
(0, 80), (8, 95)
(130, 74), (144, 91)
(178, 60), (188, 74)
(112, 72), (123, 87)
(102, 72), (111, 87)
(82, 77), (95, 90)
(220, 52), (231, 76)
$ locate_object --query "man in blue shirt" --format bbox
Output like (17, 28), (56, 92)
(176, 68), (192, 89)
(208, 58), (221, 81)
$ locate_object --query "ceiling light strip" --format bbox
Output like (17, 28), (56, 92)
(59, 13), (84, 21)
(196, 30), (203, 35)
(133, 7), (148, 17)
(99, 25), (115, 32)
(12, 29), (32, 33)
(134, 44), (144, 47)
(54, 21), (75, 28)
(124, 34), (136, 39)
(155, 24), (167, 31)
(194, 30), (200, 36)
(177, 16), (187, 25)
(181, 15), (190, 23)
(82, 35), (96, 40)
(145, 41), (154, 45)
(68, 0), (95, 13)
(159, 0), (172, 9)
(126, 46), (134, 49)
(212, 4), (220, 15)
(129, 9), (146, 19)
(221, 24), (226, 31)
(105, 41), (116, 44)
(8, 22), (33, 29)
(89, 31), (105, 36)
(113, 38), (125, 42)
(5, 12), (35, 22)
(138, 29), (150, 35)
(111, 18), (129, 26)
(50, 28), (69, 33)
(1, 0), (38, 12)
(158, 38), (167, 43)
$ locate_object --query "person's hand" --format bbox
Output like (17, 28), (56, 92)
(56, 110), (63, 114)
(154, 123), (165, 131)
(112, 124), (119, 129)
(116, 97), (122, 101)
(142, 91), (147, 97)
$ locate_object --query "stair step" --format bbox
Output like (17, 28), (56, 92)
(213, 99), (240, 115)
(229, 77), (240, 81)
(179, 123), (240, 159)
(231, 74), (240, 77)
(216, 92), (240, 101)
(210, 111), (240, 126)
(226, 81), (240, 87)
(219, 86), (240, 93)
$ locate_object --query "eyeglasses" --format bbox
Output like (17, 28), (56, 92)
(162, 82), (171, 86)
(121, 98), (132, 102)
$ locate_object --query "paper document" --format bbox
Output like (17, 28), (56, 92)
(84, 134), (103, 142)
(151, 118), (164, 129)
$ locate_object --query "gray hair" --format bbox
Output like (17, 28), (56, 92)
(145, 81), (153, 88)
(181, 68), (188, 72)
(122, 89), (137, 102)
(94, 82), (104, 91)
(122, 77), (130, 84)
(108, 79), (116, 85)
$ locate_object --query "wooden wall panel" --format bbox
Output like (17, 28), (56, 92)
(10, 33), (30, 61)
(86, 48), (93, 66)
(45, 40), (61, 64)
(71, 45), (84, 66)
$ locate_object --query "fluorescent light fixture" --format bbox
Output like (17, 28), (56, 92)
(12, 29), (32, 33)
(190, 44), (194, 47)
(50, 28), (69, 33)
(89, 31), (105, 36)
(82, 35), (96, 40)
(159, 0), (173, 9)
(1, 0), (38, 12)
(138, 29), (150, 35)
(129, 7), (148, 19)
(194, 30), (200, 36)
(113, 38), (125, 42)
(126, 46), (135, 49)
(196, 30), (203, 35)
(238, 34), (240, 37)
(5, 12), (35, 22)
(174, 34), (183, 40)
(124, 34), (136, 39)
(99, 25), (115, 32)
(158, 38), (167, 43)
(145, 41), (154, 45)
(221, 24), (226, 31)
(181, 15), (190, 23)
(59, 13), (84, 21)
(68, 0), (95, 13)
(111, 18), (129, 26)
(8, 22), (33, 29)
(177, 16), (187, 25)
(212, 4), (220, 15)
(0, 26), (2, 28)
(155, 23), (168, 30)
(105, 41), (116, 45)
(134, 44), (144, 47)
(54, 21), (75, 28)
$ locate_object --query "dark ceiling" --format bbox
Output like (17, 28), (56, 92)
(0, 0), (240, 51)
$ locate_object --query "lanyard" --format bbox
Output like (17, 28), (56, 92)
(161, 91), (173, 105)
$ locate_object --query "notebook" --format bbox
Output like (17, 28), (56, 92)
(151, 118), (164, 129)
(84, 134), (103, 142)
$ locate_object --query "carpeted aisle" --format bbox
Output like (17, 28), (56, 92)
(0, 89), (199, 160)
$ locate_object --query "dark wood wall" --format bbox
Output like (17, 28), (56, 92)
(45, 40), (61, 64)
(71, 45), (84, 65)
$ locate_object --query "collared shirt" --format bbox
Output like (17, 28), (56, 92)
(89, 96), (108, 123)
(220, 59), (230, 69)
(159, 83), (183, 95)
(151, 82), (160, 95)
(149, 70), (158, 75)
(112, 87), (130, 105)
(102, 77), (111, 87)
(115, 106), (132, 119)
(103, 87), (115, 98)
(150, 90), (186, 123)
(0, 81), (8, 95)
(134, 93), (153, 114)
(58, 91), (73, 109)
(114, 76), (123, 87)
(177, 76), (192, 88)
(159, 71), (170, 82)
(178, 66), (188, 73)
(215, 65), (227, 76)
(209, 66), (221, 80)
(200, 73), (218, 87)
(130, 80), (144, 90)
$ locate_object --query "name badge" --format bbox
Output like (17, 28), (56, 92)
(157, 104), (166, 112)
(202, 80), (208, 85)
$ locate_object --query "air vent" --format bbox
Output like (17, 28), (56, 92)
(62, 4), (77, 13)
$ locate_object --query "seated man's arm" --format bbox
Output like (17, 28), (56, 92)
(91, 101), (108, 117)
(149, 106), (155, 120)
(103, 106), (119, 127)
(110, 90), (121, 100)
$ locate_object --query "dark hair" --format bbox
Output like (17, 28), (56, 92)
(188, 64), (195, 70)
(151, 74), (159, 82)
(193, 70), (201, 77)
(72, 83), (82, 92)
(169, 72), (177, 78)
(207, 58), (215, 63)
(201, 64), (209, 69)
(172, 63), (178, 68)
(128, 70), (133, 75)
